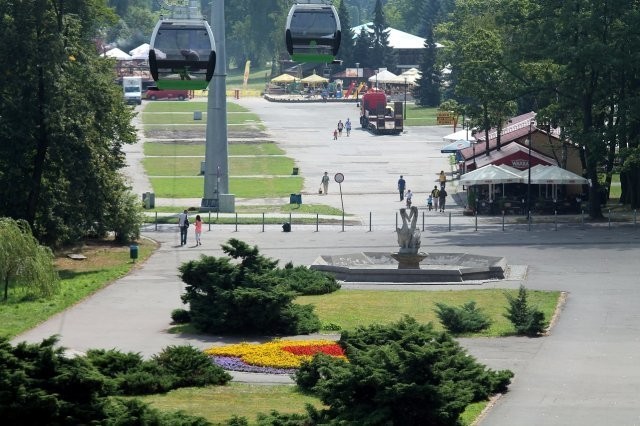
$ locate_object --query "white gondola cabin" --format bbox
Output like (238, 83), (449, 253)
(285, 2), (341, 63)
(149, 18), (216, 90)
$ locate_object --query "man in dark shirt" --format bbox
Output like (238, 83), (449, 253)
(398, 175), (406, 201)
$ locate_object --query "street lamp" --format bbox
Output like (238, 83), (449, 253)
(355, 62), (360, 101)
(526, 119), (536, 219)
(403, 77), (407, 120)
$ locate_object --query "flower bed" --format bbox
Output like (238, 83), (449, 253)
(205, 339), (346, 374)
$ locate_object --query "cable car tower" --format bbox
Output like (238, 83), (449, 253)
(285, 0), (341, 64)
(149, 0), (216, 89)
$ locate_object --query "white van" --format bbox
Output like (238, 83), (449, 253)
(122, 76), (142, 105)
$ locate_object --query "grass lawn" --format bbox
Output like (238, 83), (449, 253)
(142, 111), (260, 125)
(140, 381), (486, 426)
(0, 238), (156, 338)
(142, 157), (295, 177)
(150, 176), (303, 198)
(143, 102), (249, 113)
(298, 288), (560, 336)
(143, 142), (285, 157)
(405, 105), (439, 126)
(139, 383), (323, 424)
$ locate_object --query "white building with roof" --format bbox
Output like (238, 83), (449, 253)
(351, 23), (442, 71)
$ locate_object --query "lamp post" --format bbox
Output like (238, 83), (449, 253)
(403, 77), (407, 120)
(355, 62), (360, 101)
(526, 119), (535, 219)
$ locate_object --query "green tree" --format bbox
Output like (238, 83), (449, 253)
(414, 0), (441, 107)
(369, 0), (396, 71)
(0, 0), (140, 246)
(295, 317), (513, 425)
(504, 285), (546, 336)
(335, 0), (356, 68)
(0, 218), (58, 302)
(179, 239), (334, 335)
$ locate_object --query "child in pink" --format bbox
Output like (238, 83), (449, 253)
(194, 215), (203, 246)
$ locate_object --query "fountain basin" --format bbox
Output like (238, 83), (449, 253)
(310, 252), (507, 283)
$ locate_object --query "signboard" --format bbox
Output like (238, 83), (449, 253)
(437, 111), (455, 125)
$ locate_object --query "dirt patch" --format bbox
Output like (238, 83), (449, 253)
(55, 238), (157, 272)
(145, 126), (269, 140)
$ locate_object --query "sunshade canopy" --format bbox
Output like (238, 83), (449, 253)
(300, 73), (329, 84)
(459, 164), (524, 185)
(271, 73), (298, 83)
(441, 139), (471, 153)
(368, 69), (404, 84)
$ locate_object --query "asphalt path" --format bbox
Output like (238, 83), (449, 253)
(16, 98), (640, 425)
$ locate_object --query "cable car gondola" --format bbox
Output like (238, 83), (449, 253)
(149, 18), (216, 90)
(285, 1), (341, 63)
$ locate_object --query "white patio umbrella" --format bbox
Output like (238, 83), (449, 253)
(103, 47), (132, 60)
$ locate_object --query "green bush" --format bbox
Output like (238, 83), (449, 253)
(153, 345), (231, 388)
(116, 367), (176, 395)
(434, 301), (492, 334)
(85, 348), (144, 377)
(504, 285), (547, 336)
(171, 308), (192, 324)
(0, 336), (222, 424)
(295, 317), (513, 425)
(179, 239), (328, 335)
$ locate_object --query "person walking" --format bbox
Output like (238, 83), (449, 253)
(333, 128), (338, 140)
(321, 171), (330, 195)
(345, 118), (352, 136)
(337, 120), (344, 136)
(439, 170), (447, 188)
(427, 194), (433, 211)
(398, 175), (406, 201)
(431, 186), (440, 211)
(194, 214), (203, 246)
(405, 189), (413, 207)
(439, 187), (448, 212)
(177, 209), (189, 246)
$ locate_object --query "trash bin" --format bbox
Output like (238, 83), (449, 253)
(143, 192), (151, 209)
(296, 194), (302, 204)
(129, 244), (139, 260)
(290, 194), (296, 204)
(193, 111), (202, 120)
(292, 167), (299, 175)
(282, 222), (291, 232)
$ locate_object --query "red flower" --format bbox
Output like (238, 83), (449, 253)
(282, 343), (345, 357)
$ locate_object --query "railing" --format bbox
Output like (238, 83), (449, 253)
(142, 208), (639, 234)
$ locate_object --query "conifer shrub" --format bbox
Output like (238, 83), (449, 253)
(434, 300), (492, 334)
(179, 239), (336, 334)
(295, 317), (513, 425)
(504, 285), (547, 336)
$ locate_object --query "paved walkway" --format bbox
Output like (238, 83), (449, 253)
(15, 98), (640, 425)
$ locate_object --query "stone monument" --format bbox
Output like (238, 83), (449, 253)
(391, 206), (428, 269)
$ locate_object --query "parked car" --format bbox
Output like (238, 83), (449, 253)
(145, 86), (191, 101)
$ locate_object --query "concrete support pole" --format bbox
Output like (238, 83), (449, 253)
(202, 0), (235, 212)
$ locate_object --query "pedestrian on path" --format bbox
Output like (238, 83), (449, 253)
(439, 170), (447, 188)
(321, 171), (330, 195)
(345, 118), (351, 136)
(405, 189), (413, 207)
(398, 175), (406, 201)
(333, 129), (338, 140)
(431, 186), (440, 211)
(178, 209), (189, 246)
(337, 120), (344, 136)
(427, 194), (433, 211)
(194, 214), (202, 246)
(439, 187), (448, 212)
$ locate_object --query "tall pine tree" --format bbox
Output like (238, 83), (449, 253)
(369, 0), (396, 72)
(414, 0), (441, 106)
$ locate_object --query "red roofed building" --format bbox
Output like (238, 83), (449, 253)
(460, 112), (582, 176)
